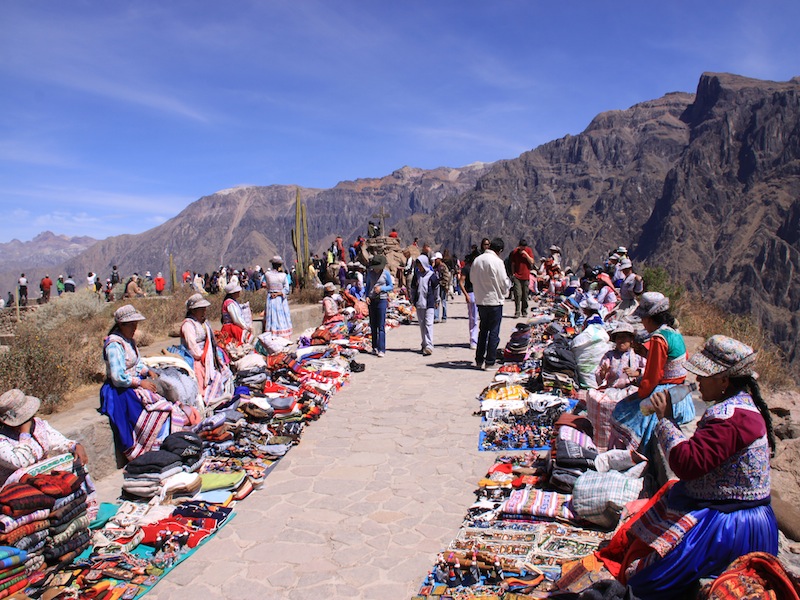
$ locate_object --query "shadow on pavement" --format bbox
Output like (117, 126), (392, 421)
(425, 360), (478, 370)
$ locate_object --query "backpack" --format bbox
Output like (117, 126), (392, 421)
(438, 264), (452, 290)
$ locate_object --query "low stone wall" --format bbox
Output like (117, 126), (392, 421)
(48, 302), (323, 480)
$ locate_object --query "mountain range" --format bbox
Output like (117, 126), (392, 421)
(2, 72), (798, 375)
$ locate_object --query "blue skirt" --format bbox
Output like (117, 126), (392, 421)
(628, 487), (778, 600)
(610, 383), (695, 459)
(266, 296), (293, 337)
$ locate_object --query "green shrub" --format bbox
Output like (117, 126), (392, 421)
(641, 265), (684, 303)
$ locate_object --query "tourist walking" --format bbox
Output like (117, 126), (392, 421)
(509, 239), (535, 318)
(458, 250), (479, 349)
(411, 254), (439, 356)
(471, 238), (511, 370)
(432, 252), (451, 322)
(17, 274), (27, 306)
(366, 255), (393, 357)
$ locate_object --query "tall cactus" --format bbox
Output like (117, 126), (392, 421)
(291, 188), (311, 287)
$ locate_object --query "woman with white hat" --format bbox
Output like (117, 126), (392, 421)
(180, 293), (220, 401)
(600, 335), (777, 599)
(264, 256), (292, 338)
(100, 305), (174, 460)
(220, 281), (253, 345)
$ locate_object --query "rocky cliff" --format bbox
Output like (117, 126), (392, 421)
(49, 164), (489, 283)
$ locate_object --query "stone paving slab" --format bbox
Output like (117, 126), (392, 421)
(93, 296), (518, 599)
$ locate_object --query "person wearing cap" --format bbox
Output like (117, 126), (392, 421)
(586, 323), (647, 451)
(431, 252), (450, 323)
(0, 389), (89, 486)
(148, 271), (163, 296)
(608, 292), (695, 460)
(263, 256), (292, 338)
(600, 335), (777, 599)
(100, 305), (175, 460)
(509, 240), (535, 318)
(180, 294), (221, 401)
(411, 254), (439, 356)
(471, 237), (511, 370)
(221, 281), (253, 345)
(618, 258), (643, 315)
(365, 254), (394, 357)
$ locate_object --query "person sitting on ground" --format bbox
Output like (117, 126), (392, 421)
(180, 294), (220, 402)
(571, 297), (611, 389)
(0, 389), (90, 486)
(221, 281), (253, 345)
(124, 274), (145, 298)
(595, 272), (619, 313)
(100, 305), (179, 461)
(411, 254), (439, 356)
(598, 335), (777, 599)
(586, 323), (647, 451)
(321, 282), (343, 325)
(608, 292), (695, 460)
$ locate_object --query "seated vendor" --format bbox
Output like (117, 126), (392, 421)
(321, 282), (343, 325)
(0, 389), (89, 487)
(598, 335), (778, 599)
(99, 305), (180, 461)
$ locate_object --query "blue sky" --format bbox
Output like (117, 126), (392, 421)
(1, 1), (798, 243)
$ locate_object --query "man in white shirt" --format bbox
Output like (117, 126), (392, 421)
(470, 238), (511, 370)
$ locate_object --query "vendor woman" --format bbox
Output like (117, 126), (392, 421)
(0, 389), (89, 486)
(264, 256), (293, 338)
(180, 293), (220, 402)
(100, 305), (176, 461)
(608, 292), (695, 459)
(599, 335), (777, 599)
(221, 281), (254, 344)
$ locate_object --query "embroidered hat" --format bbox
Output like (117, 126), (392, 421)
(271, 255), (283, 264)
(610, 322), (636, 339)
(619, 258), (633, 269)
(634, 292), (669, 317)
(579, 297), (602, 312)
(549, 245), (561, 253)
(225, 282), (242, 294)
(0, 389), (40, 427)
(323, 282), (336, 292)
(609, 254), (620, 262)
(685, 335), (758, 378)
(114, 304), (146, 324)
(186, 293), (211, 311)
(617, 246), (628, 254)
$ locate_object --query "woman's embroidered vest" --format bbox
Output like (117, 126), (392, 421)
(683, 393), (771, 502)
(653, 325), (687, 382)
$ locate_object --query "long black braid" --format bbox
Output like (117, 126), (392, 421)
(728, 375), (776, 456)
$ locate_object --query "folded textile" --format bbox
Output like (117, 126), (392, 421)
(0, 509), (50, 534)
(500, 489), (576, 521)
(0, 564), (26, 585)
(191, 413), (227, 433)
(0, 547), (26, 570)
(139, 515), (221, 548)
(13, 529), (48, 551)
(47, 495), (86, 525)
(124, 450), (184, 475)
(51, 508), (88, 535)
(160, 472), (202, 499)
(43, 529), (91, 564)
(556, 439), (598, 469)
(49, 503), (87, 530)
(551, 466), (585, 493)
(120, 480), (161, 498)
(0, 520), (49, 546)
(110, 501), (174, 529)
(160, 431), (204, 466)
(199, 472), (246, 492)
(53, 489), (85, 511)
(172, 501), (233, 523)
(51, 514), (90, 546)
(24, 554), (44, 574)
(123, 465), (185, 483)
(0, 484), (55, 518)
(21, 471), (82, 498)
(0, 573), (27, 594)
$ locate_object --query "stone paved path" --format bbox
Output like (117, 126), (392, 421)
(95, 296), (516, 599)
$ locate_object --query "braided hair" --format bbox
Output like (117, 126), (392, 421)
(650, 310), (677, 329)
(728, 375), (776, 456)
